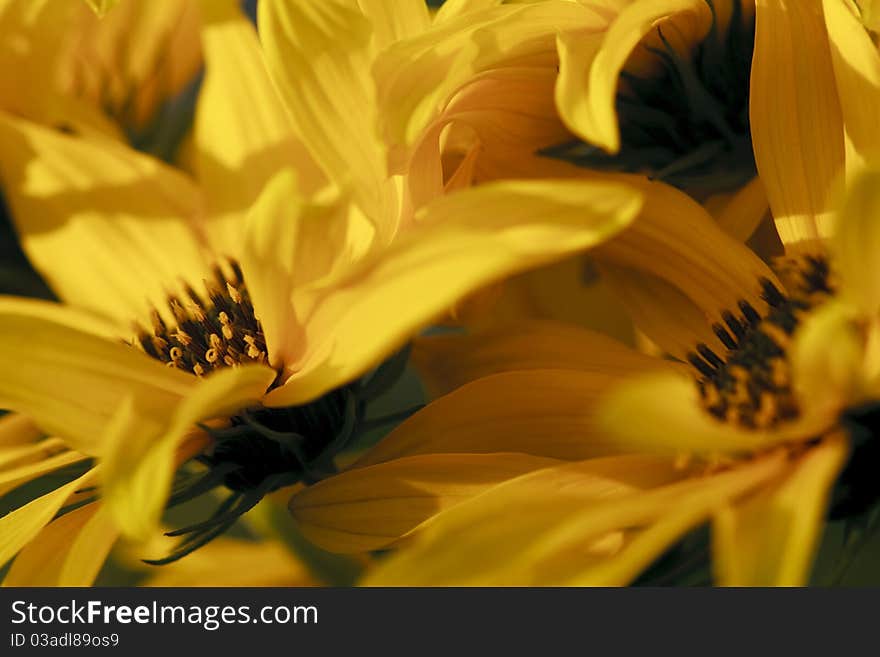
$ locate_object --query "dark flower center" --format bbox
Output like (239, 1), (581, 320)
(543, 0), (755, 195)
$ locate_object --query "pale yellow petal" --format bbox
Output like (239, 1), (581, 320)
(0, 299), (195, 455)
(290, 452), (564, 553)
(712, 433), (848, 586)
(265, 178), (643, 406)
(3, 503), (117, 586)
(195, 0), (324, 257)
(750, 0), (845, 250)
(0, 449), (88, 497)
(0, 113), (210, 325)
(411, 320), (671, 398)
(357, 0), (430, 47)
(822, 0), (880, 168)
(0, 467), (97, 569)
(101, 364), (275, 540)
(830, 166), (880, 316)
(258, 0), (387, 216)
(365, 453), (782, 585)
(555, 0), (710, 152)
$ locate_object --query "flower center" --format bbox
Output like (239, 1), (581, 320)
(544, 0), (755, 195)
(690, 255), (833, 429)
(134, 261), (268, 377)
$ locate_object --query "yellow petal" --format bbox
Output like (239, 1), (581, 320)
(83, 0), (118, 17)
(358, 0), (430, 47)
(0, 467), (97, 570)
(859, 0), (880, 31)
(265, 178), (643, 406)
(555, 0), (709, 153)
(258, 0), (387, 215)
(411, 319), (671, 398)
(750, 0), (845, 250)
(101, 364), (275, 540)
(142, 537), (316, 587)
(0, 449), (87, 497)
(830, 166), (880, 316)
(3, 503), (117, 586)
(0, 413), (41, 448)
(357, 368), (667, 468)
(822, 0), (880, 168)
(0, 113), (210, 325)
(290, 452), (564, 553)
(715, 176), (770, 242)
(596, 370), (832, 456)
(365, 453), (781, 585)
(712, 432), (848, 586)
(0, 299), (195, 455)
(194, 0), (324, 257)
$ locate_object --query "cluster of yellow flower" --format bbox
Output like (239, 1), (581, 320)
(0, 0), (878, 587)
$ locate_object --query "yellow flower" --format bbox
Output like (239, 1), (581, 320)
(297, 0), (880, 585)
(0, 0), (643, 582)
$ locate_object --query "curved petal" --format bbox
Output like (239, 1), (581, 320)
(289, 452), (564, 553)
(750, 0), (845, 250)
(0, 449), (88, 497)
(0, 413), (42, 448)
(411, 320), (672, 398)
(357, 368), (668, 468)
(555, 0), (710, 153)
(265, 178), (643, 406)
(357, 0), (430, 47)
(822, 0), (880, 168)
(101, 363), (276, 540)
(596, 370), (835, 456)
(2, 502), (117, 586)
(0, 298), (196, 455)
(714, 176), (770, 242)
(0, 467), (98, 570)
(258, 0), (387, 218)
(363, 453), (782, 586)
(0, 113), (210, 325)
(712, 432), (848, 586)
(195, 0), (324, 257)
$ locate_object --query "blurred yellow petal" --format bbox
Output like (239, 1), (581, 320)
(290, 453), (563, 553)
(712, 433), (848, 586)
(830, 166), (880, 316)
(195, 0), (324, 257)
(265, 178), (643, 406)
(0, 114), (209, 325)
(101, 364), (275, 540)
(0, 414), (41, 448)
(555, 0), (709, 153)
(357, 368), (668, 468)
(0, 298), (195, 455)
(859, 0), (880, 30)
(358, 0), (430, 47)
(715, 176), (770, 242)
(597, 371), (833, 456)
(0, 467), (97, 570)
(3, 503), (117, 586)
(258, 0), (386, 214)
(0, 449), (87, 497)
(365, 453), (781, 585)
(822, 0), (880, 167)
(750, 0), (845, 250)
(83, 0), (118, 17)
(143, 538), (316, 587)
(411, 320), (671, 398)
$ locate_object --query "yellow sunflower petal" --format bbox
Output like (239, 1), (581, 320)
(264, 178), (643, 406)
(714, 176), (770, 242)
(3, 503), (117, 586)
(290, 452), (564, 553)
(596, 370), (832, 456)
(0, 413), (41, 448)
(0, 449), (87, 497)
(365, 453), (781, 585)
(258, 0), (387, 215)
(555, 0), (709, 153)
(712, 433), (848, 586)
(0, 299), (195, 455)
(357, 368), (669, 468)
(0, 113), (209, 325)
(822, 0), (880, 168)
(750, 0), (845, 250)
(194, 0), (324, 257)
(411, 320), (671, 398)
(358, 0), (430, 47)
(830, 166), (880, 317)
(101, 364), (275, 540)
(83, 0), (118, 17)
(0, 467), (97, 569)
